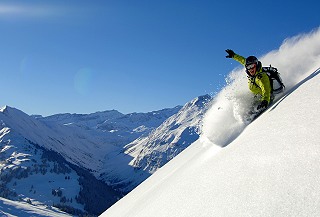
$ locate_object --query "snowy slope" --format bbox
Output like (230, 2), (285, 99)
(101, 28), (320, 217)
(0, 197), (71, 217)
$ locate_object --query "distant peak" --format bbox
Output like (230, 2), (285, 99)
(0, 105), (7, 112)
(0, 105), (11, 113)
(0, 106), (29, 117)
(197, 94), (212, 101)
(189, 94), (212, 108)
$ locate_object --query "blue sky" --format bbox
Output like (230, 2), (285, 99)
(0, 0), (319, 116)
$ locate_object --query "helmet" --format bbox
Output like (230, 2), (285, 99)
(245, 55), (262, 77)
(245, 56), (258, 66)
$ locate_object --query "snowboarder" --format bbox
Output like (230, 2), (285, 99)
(225, 49), (284, 112)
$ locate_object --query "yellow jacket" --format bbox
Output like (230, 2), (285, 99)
(233, 53), (272, 103)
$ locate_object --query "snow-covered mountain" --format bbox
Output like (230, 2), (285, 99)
(0, 107), (120, 215)
(1, 103), (203, 216)
(34, 100), (208, 193)
(100, 94), (212, 192)
(101, 28), (320, 217)
(37, 107), (181, 148)
(0, 106), (106, 173)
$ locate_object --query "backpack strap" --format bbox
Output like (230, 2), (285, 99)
(262, 66), (278, 74)
(262, 65), (285, 93)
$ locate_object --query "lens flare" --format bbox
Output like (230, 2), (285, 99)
(74, 68), (94, 96)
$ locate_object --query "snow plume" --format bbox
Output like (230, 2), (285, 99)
(202, 27), (320, 147)
(261, 27), (320, 88)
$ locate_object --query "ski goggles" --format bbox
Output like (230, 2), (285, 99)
(246, 63), (256, 70)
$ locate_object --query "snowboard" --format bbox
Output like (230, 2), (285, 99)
(244, 89), (285, 123)
(244, 107), (267, 123)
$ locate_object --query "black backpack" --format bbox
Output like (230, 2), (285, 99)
(262, 65), (285, 94)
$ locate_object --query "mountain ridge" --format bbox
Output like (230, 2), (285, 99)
(0, 96), (207, 215)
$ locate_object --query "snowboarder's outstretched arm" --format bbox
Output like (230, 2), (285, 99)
(225, 49), (246, 65)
